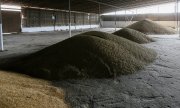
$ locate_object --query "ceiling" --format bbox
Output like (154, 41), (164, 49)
(2, 0), (176, 13)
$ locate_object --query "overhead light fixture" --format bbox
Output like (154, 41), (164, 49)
(1, 5), (21, 12)
(1, 8), (21, 12)
(1, 5), (21, 10)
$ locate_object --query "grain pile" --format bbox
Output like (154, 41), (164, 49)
(113, 28), (154, 44)
(0, 70), (68, 108)
(81, 31), (156, 62)
(2, 32), (157, 80)
(127, 19), (176, 34)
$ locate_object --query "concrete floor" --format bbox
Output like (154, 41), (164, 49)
(1, 28), (180, 108)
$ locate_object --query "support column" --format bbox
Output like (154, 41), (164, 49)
(82, 13), (84, 32)
(98, 3), (101, 31)
(0, 1), (3, 51)
(115, 11), (117, 31)
(177, 0), (180, 37)
(176, 0), (179, 33)
(69, 0), (71, 37)
(74, 13), (77, 31)
(125, 10), (127, 23)
(52, 13), (56, 31)
(135, 9), (137, 24)
(89, 14), (91, 29)
(157, 6), (159, 21)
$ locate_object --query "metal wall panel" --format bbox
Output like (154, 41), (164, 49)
(101, 13), (179, 21)
(2, 11), (21, 33)
(22, 8), (99, 27)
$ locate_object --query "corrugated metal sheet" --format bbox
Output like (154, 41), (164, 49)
(2, 11), (21, 33)
(22, 8), (99, 27)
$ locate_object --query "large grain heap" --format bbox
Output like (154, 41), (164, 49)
(127, 19), (176, 34)
(1, 32), (157, 80)
(113, 28), (154, 44)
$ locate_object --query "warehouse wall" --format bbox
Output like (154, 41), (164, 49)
(2, 11), (21, 33)
(22, 8), (99, 32)
(102, 21), (177, 28)
(101, 13), (179, 28)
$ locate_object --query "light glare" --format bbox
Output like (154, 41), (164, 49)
(102, 2), (180, 15)
(1, 5), (21, 9)
(1, 8), (21, 12)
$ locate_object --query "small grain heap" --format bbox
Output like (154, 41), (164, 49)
(127, 19), (176, 34)
(113, 28), (154, 44)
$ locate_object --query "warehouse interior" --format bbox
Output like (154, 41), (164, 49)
(0, 0), (180, 108)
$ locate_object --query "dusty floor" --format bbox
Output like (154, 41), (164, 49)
(0, 29), (180, 108)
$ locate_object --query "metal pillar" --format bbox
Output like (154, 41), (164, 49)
(98, 3), (101, 31)
(52, 13), (56, 31)
(69, 0), (72, 37)
(89, 14), (91, 29)
(81, 13), (84, 32)
(176, 0), (180, 36)
(175, 1), (178, 31)
(135, 8), (137, 23)
(177, 0), (180, 37)
(115, 11), (117, 31)
(0, 1), (3, 51)
(125, 10), (127, 23)
(157, 5), (159, 21)
(75, 13), (77, 31)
